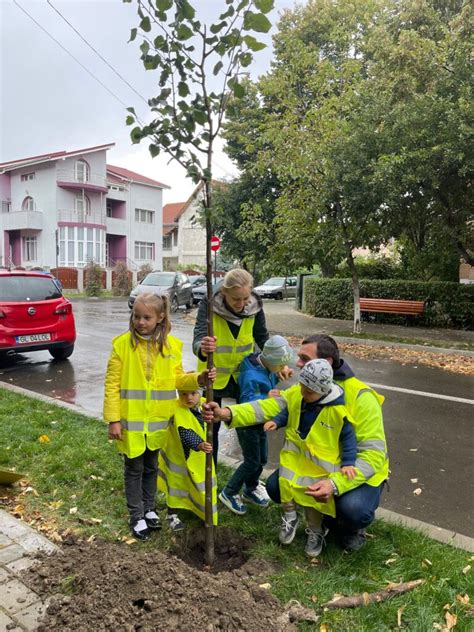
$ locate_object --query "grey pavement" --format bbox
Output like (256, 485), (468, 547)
(0, 509), (57, 631)
(1, 297), (473, 630)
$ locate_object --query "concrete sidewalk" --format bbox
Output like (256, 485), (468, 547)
(0, 509), (57, 630)
(263, 300), (474, 353)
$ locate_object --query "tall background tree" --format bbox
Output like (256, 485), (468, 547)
(125, 0), (274, 565)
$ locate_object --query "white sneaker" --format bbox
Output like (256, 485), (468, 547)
(279, 514), (299, 544)
(304, 526), (328, 557)
(166, 513), (186, 531)
(256, 481), (271, 501)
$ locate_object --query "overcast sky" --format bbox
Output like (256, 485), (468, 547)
(0, 0), (294, 203)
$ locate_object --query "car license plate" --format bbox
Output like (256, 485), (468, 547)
(15, 333), (51, 344)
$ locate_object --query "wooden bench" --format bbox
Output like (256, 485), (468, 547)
(360, 298), (425, 316)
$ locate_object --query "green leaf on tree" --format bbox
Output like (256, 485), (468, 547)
(193, 108), (207, 125)
(243, 11), (271, 33)
(149, 143), (161, 157)
(156, 0), (173, 11)
(130, 127), (142, 144)
(178, 81), (190, 97)
(210, 21), (228, 34)
(244, 34), (267, 51)
(140, 16), (151, 32)
(254, 0), (274, 13)
(125, 115), (135, 125)
(176, 23), (193, 40)
(177, 0), (195, 20)
(128, 28), (137, 43)
(213, 61), (224, 75)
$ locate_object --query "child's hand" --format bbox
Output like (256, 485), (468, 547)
(264, 421), (277, 432)
(268, 389), (280, 398)
(198, 367), (216, 386)
(108, 421), (122, 440)
(200, 336), (217, 355)
(198, 441), (212, 453)
(277, 366), (294, 381)
(341, 465), (357, 480)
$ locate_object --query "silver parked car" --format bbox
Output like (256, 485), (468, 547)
(253, 277), (297, 300)
(128, 271), (193, 312)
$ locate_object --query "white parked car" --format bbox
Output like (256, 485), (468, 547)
(254, 277), (297, 300)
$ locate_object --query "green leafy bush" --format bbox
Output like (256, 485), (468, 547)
(304, 278), (474, 329)
(84, 262), (104, 297)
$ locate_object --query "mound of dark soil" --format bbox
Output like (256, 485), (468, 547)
(22, 536), (296, 631)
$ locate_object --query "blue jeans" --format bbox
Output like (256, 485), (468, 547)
(224, 425), (268, 496)
(266, 468), (384, 531)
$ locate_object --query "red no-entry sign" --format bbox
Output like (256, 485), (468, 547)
(210, 236), (221, 252)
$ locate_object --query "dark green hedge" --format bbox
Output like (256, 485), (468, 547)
(303, 278), (474, 329)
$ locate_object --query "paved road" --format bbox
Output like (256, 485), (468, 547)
(1, 298), (473, 537)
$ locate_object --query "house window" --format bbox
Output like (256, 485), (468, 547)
(23, 236), (37, 261)
(106, 201), (113, 217)
(163, 235), (172, 251)
(75, 194), (91, 214)
(21, 172), (35, 181)
(22, 196), (35, 211)
(58, 226), (105, 267)
(75, 159), (90, 183)
(135, 241), (154, 260)
(135, 208), (154, 223)
(173, 230), (178, 246)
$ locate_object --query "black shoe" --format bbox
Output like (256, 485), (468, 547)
(341, 529), (366, 552)
(144, 510), (162, 531)
(131, 518), (151, 541)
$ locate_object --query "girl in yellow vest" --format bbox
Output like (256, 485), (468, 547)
(158, 388), (217, 530)
(104, 293), (214, 541)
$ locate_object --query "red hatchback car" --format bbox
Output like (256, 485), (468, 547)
(0, 270), (76, 360)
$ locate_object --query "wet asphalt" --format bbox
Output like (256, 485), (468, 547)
(0, 298), (472, 538)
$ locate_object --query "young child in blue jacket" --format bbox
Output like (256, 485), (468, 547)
(218, 335), (293, 515)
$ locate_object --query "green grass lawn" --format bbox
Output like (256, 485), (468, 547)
(1, 388), (472, 630)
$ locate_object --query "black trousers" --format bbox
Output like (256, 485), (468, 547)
(123, 447), (158, 524)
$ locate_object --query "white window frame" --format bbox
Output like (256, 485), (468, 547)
(22, 196), (35, 211)
(21, 172), (35, 182)
(75, 160), (90, 183)
(162, 235), (172, 251)
(58, 226), (105, 267)
(135, 241), (154, 260)
(23, 236), (37, 261)
(75, 194), (91, 214)
(135, 208), (154, 224)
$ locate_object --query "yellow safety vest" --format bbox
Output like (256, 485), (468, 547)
(197, 314), (254, 390)
(279, 389), (352, 517)
(334, 377), (389, 491)
(158, 398), (217, 524)
(112, 332), (182, 458)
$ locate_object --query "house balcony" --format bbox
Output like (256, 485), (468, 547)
(106, 216), (127, 236)
(58, 209), (106, 226)
(1, 209), (44, 230)
(56, 169), (108, 194)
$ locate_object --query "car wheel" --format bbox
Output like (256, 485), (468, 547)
(275, 292), (283, 300)
(49, 344), (74, 360)
(170, 295), (179, 313)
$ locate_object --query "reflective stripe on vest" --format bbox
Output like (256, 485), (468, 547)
(160, 450), (216, 491)
(357, 439), (386, 452)
(355, 457), (375, 479)
(282, 439), (341, 473)
(120, 419), (170, 432)
(279, 465), (327, 488)
(198, 315), (254, 389)
(158, 469), (217, 515)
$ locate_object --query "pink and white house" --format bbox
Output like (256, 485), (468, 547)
(0, 143), (169, 270)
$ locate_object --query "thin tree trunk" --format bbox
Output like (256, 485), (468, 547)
(335, 201), (361, 333)
(322, 579), (425, 609)
(203, 178), (215, 567)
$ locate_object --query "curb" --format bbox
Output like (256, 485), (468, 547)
(2, 382), (474, 553)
